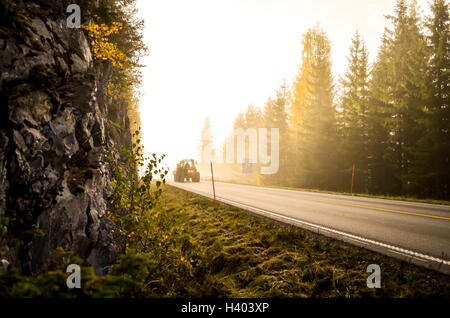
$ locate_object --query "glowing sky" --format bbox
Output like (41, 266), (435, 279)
(135, 0), (428, 169)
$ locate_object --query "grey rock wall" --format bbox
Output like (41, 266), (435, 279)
(0, 0), (131, 276)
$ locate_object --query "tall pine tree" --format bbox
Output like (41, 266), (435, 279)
(410, 0), (450, 198)
(367, 0), (428, 195)
(367, 29), (395, 194)
(387, 0), (428, 194)
(262, 83), (290, 184)
(338, 31), (370, 193)
(290, 26), (337, 190)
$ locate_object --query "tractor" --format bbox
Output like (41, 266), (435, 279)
(173, 159), (200, 182)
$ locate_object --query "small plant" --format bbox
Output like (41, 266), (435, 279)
(107, 129), (167, 253)
(103, 129), (207, 295)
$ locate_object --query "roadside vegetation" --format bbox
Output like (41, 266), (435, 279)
(144, 185), (450, 297)
(2, 180), (449, 297)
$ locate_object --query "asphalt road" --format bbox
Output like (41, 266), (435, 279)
(168, 180), (450, 274)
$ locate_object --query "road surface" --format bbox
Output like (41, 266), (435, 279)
(168, 180), (450, 274)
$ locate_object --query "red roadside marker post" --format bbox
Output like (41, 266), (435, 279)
(350, 163), (355, 195)
(210, 160), (216, 205)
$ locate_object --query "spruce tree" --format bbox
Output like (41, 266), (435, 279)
(410, 0), (450, 198)
(367, 29), (396, 194)
(388, 0), (428, 194)
(290, 26), (337, 190)
(338, 31), (370, 193)
(263, 84), (290, 184)
(367, 0), (428, 195)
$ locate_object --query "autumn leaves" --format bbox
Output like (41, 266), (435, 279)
(83, 21), (126, 68)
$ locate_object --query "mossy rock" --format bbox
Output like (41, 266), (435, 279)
(0, 27), (14, 37)
(67, 167), (94, 195)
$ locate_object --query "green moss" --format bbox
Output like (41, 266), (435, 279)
(14, 13), (32, 28)
(67, 167), (93, 195)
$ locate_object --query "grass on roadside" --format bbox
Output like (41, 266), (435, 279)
(158, 184), (450, 297)
(1, 184), (449, 298)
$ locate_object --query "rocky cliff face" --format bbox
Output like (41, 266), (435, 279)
(0, 0), (131, 276)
